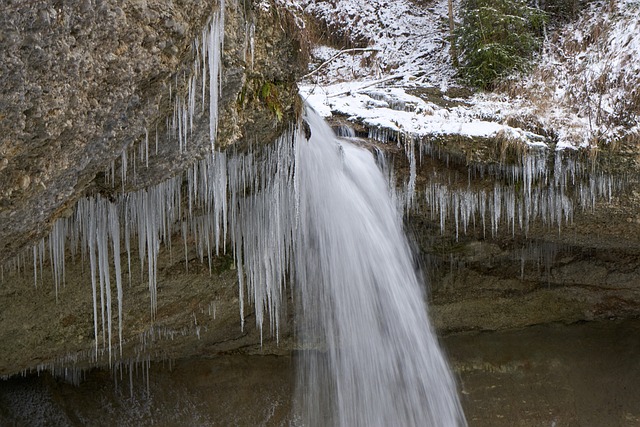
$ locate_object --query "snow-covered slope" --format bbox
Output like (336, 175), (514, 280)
(298, 0), (455, 85)
(297, 0), (543, 147)
(509, 0), (640, 148)
(292, 0), (640, 151)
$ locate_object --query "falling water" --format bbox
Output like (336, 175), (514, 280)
(1, 0), (465, 418)
(293, 109), (466, 426)
(1, 105), (466, 424)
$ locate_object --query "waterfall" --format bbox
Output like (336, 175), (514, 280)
(293, 108), (466, 426)
(1, 104), (467, 424)
(0, 0), (466, 414)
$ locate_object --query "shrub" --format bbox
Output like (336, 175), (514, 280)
(456, 0), (547, 89)
(538, 0), (587, 25)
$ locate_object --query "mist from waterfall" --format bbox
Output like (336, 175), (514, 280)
(293, 108), (466, 426)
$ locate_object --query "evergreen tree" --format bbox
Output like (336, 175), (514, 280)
(456, 0), (547, 89)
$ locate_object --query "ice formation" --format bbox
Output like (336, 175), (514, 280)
(0, 7), (625, 424)
(420, 150), (618, 239)
(1, 2), (227, 362)
(3, 102), (469, 423)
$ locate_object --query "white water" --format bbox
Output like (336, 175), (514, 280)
(294, 109), (466, 426)
(2, 106), (467, 425)
(2, 1), (466, 420)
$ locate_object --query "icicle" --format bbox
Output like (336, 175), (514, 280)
(49, 219), (66, 301)
(109, 203), (124, 357)
(182, 102), (188, 150)
(124, 203), (132, 287)
(206, 1), (224, 150)
(121, 150), (128, 192)
(404, 136), (416, 211)
(189, 74), (196, 135)
(110, 160), (115, 188)
(249, 21), (255, 70)
(141, 187), (159, 319)
(96, 201), (113, 364)
(32, 245), (37, 288)
(132, 148), (137, 182)
(182, 220), (189, 272)
(82, 199), (100, 359)
(144, 127), (149, 168)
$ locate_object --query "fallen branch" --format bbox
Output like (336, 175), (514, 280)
(302, 47), (381, 79)
(326, 74), (408, 98)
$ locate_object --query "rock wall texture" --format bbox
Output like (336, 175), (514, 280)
(0, 0), (305, 376)
(0, 0), (306, 263)
(2, 0), (639, 381)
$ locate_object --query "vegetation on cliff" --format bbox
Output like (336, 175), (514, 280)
(455, 0), (547, 89)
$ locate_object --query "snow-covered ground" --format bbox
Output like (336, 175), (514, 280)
(511, 0), (640, 148)
(298, 0), (455, 85)
(289, 0), (640, 151)
(300, 83), (547, 147)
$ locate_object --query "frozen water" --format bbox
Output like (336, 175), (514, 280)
(5, 105), (468, 425)
(421, 149), (619, 239)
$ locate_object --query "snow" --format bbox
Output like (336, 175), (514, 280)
(294, 0), (639, 150)
(296, 0), (550, 148)
(301, 82), (548, 146)
(499, 0), (640, 147)
(298, 0), (455, 85)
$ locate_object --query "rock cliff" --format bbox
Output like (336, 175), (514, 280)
(0, 0), (305, 377)
(0, 0), (305, 262)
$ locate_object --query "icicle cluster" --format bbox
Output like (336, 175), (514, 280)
(1, 127), (299, 363)
(421, 151), (618, 239)
(169, 0), (226, 153)
(102, 1), (226, 190)
(56, 0), (228, 363)
(363, 116), (622, 238)
(518, 240), (565, 282)
(366, 125), (621, 238)
(0, 1), (245, 364)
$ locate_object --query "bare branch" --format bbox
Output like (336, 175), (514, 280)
(302, 48), (381, 79)
(326, 74), (408, 98)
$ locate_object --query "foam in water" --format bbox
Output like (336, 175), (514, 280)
(294, 109), (466, 426)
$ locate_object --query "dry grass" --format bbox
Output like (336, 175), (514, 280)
(301, 10), (370, 51)
(495, 129), (530, 164)
(494, 1), (640, 154)
(505, 114), (555, 140)
(626, 129), (640, 146)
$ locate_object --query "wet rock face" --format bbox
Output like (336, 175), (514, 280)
(0, 0), (305, 263)
(394, 137), (640, 332)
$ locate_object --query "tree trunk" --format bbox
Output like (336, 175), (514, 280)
(449, 0), (458, 67)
